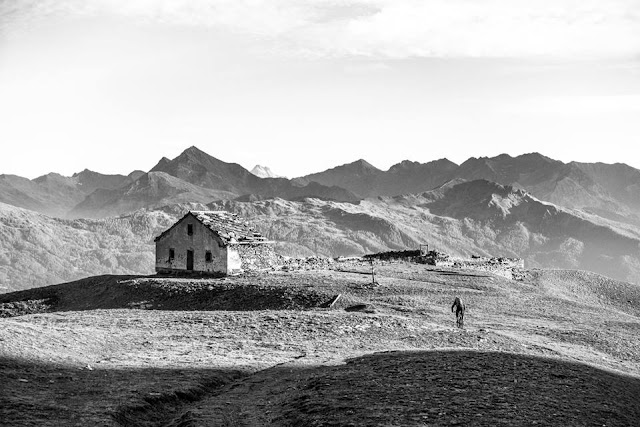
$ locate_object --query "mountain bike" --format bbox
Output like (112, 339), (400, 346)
(456, 312), (464, 329)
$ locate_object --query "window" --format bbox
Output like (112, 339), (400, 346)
(187, 224), (193, 236)
(205, 251), (212, 262)
(169, 248), (175, 260)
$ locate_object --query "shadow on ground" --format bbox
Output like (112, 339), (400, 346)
(262, 350), (640, 426)
(0, 355), (246, 427)
(4, 350), (638, 426)
(0, 274), (336, 317)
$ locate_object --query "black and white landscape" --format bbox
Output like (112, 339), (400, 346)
(2, 1), (640, 426)
(2, 146), (640, 292)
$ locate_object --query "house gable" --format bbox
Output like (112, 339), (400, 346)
(154, 212), (223, 246)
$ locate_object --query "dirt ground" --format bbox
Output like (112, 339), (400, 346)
(1, 264), (640, 426)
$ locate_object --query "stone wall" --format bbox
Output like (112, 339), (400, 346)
(424, 251), (524, 279)
(234, 243), (281, 271)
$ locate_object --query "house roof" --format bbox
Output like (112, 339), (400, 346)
(154, 210), (269, 245)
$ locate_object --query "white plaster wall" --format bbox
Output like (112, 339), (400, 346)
(155, 214), (227, 274)
(227, 247), (243, 274)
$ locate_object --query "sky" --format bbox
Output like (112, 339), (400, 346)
(1, 0), (639, 178)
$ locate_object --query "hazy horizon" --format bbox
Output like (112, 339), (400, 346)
(1, 0), (639, 179)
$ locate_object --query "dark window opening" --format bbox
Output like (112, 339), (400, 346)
(205, 251), (212, 262)
(187, 250), (194, 270)
(187, 224), (193, 236)
(169, 248), (175, 260)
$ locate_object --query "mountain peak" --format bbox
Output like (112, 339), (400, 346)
(346, 159), (379, 171)
(250, 165), (281, 178)
(34, 172), (66, 182)
(72, 168), (92, 177)
(149, 157), (172, 172)
(184, 145), (203, 153)
(176, 146), (211, 161)
(514, 152), (559, 165)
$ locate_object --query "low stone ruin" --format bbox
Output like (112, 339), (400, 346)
(365, 249), (524, 280)
(243, 247), (524, 280)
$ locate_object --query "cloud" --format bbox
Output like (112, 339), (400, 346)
(2, 0), (640, 59)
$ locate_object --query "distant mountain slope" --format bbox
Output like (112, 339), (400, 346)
(0, 147), (358, 219)
(456, 153), (627, 215)
(0, 202), (180, 293)
(300, 153), (640, 226)
(149, 146), (255, 193)
(71, 169), (141, 194)
(0, 170), (142, 218)
(378, 159), (459, 196)
(296, 159), (384, 197)
(570, 161), (640, 216)
(297, 158), (457, 198)
(67, 172), (237, 219)
(209, 180), (640, 284)
(3, 179), (640, 292)
(0, 174), (71, 217)
(4, 149), (640, 226)
(149, 146), (359, 204)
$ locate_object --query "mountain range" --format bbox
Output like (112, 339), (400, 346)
(2, 146), (640, 292)
(297, 153), (640, 225)
(1, 147), (359, 219)
(0, 169), (145, 218)
(4, 147), (640, 225)
(3, 178), (640, 293)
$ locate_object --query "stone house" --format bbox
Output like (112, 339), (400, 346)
(154, 210), (277, 275)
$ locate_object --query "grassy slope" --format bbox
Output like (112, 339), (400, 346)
(1, 264), (639, 426)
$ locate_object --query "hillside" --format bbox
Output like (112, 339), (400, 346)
(0, 170), (142, 218)
(1, 265), (640, 425)
(3, 178), (640, 292)
(0, 202), (179, 293)
(69, 147), (359, 218)
(456, 153), (633, 218)
(68, 172), (237, 219)
(209, 181), (640, 284)
(297, 158), (457, 198)
(149, 146), (359, 204)
(0, 147), (358, 220)
(300, 153), (640, 227)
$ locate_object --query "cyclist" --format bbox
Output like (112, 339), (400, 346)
(451, 296), (465, 328)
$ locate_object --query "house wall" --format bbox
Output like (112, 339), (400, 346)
(155, 214), (227, 274)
